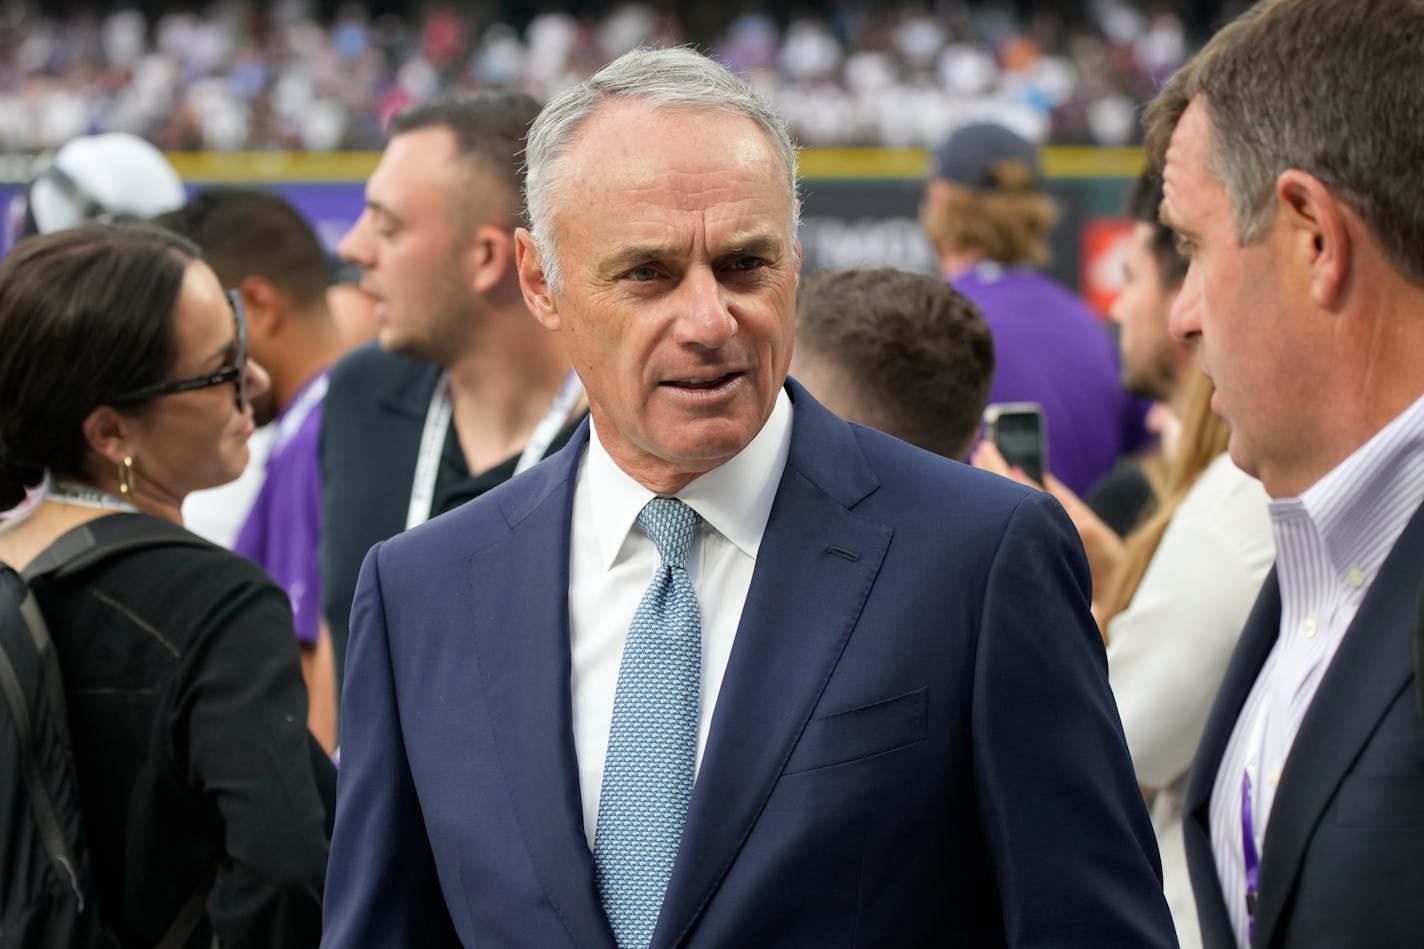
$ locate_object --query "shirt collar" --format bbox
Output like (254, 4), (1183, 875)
(1274, 390), (1424, 584)
(586, 387), (794, 570)
(271, 368), (331, 449)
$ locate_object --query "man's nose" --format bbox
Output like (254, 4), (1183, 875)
(1168, 264), (1203, 341)
(338, 211), (374, 268)
(673, 268), (737, 349)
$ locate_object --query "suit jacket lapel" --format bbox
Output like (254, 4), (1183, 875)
(1182, 571), (1281, 947)
(1251, 499), (1424, 947)
(652, 382), (892, 949)
(468, 423), (617, 949)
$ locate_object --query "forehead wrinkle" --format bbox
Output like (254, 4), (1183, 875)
(590, 197), (786, 270)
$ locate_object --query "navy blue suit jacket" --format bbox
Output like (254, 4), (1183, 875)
(1184, 498), (1424, 948)
(322, 381), (1175, 948)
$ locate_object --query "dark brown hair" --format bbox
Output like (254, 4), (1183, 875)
(0, 223), (197, 509)
(1144, 0), (1424, 285)
(391, 92), (542, 226)
(156, 187), (330, 309)
(795, 267), (995, 460)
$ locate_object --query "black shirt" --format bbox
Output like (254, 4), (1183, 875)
(319, 343), (584, 703)
(35, 516), (331, 948)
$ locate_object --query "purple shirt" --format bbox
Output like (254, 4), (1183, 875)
(954, 264), (1153, 497)
(235, 371), (328, 646)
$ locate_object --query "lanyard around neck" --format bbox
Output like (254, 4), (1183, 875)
(405, 369), (584, 531)
(49, 479), (139, 513)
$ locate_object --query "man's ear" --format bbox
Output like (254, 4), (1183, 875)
(80, 404), (139, 468)
(238, 275), (285, 341)
(514, 227), (561, 330)
(467, 223), (517, 295)
(1276, 169), (1352, 309)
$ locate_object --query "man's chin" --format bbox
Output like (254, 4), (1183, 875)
(379, 328), (445, 365)
(1121, 370), (1169, 405)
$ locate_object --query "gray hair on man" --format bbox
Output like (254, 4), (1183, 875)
(1143, 0), (1424, 287)
(523, 46), (801, 293)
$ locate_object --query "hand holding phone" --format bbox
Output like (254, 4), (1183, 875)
(983, 402), (1048, 485)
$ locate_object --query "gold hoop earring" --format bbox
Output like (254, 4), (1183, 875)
(118, 455), (135, 496)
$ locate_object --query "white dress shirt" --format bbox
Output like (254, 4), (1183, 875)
(569, 389), (793, 848)
(1210, 392), (1424, 947)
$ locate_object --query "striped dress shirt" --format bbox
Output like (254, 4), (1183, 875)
(1210, 392), (1424, 947)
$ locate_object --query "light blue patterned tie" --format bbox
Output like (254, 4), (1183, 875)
(594, 496), (703, 949)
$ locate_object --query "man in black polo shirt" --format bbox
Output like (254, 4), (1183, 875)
(321, 93), (583, 706)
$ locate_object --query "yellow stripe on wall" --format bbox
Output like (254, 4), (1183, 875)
(161, 146), (1144, 184)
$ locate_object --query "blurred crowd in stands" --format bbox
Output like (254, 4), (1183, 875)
(0, 0), (1202, 153)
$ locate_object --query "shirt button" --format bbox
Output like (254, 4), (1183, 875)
(1268, 767), (1282, 789)
(1300, 616), (1318, 638)
(1345, 566), (1365, 588)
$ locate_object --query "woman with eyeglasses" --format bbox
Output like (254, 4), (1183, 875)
(0, 223), (331, 947)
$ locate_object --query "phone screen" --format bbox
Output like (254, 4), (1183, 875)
(987, 405), (1047, 484)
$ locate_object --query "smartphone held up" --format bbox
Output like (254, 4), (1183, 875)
(983, 402), (1048, 485)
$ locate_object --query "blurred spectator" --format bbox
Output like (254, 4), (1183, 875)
(320, 94), (583, 707)
(0, 130), (187, 530)
(924, 120), (1151, 497)
(158, 186), (346, 754)
(0, 222), (331, 947)
(0, 1), (1192, 152)
(5, 130), (183, 242)
(791, 266), (995, 461)
(973, 172), (1275, 948)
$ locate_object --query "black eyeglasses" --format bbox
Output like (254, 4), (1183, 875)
(109, 289), (250, 413)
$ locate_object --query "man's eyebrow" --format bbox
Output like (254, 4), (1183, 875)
(595, 233), (789, 274)
(366, 199), (402, 226)
(718, 235), (785, 260)
(597, 244), (672, 274)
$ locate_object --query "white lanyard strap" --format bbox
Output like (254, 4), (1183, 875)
(406, 373), (453, 531)
(515, 370), (584, 476)
(405, 369), (584, 530)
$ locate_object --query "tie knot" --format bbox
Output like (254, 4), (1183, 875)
(636, 496), (701, 569)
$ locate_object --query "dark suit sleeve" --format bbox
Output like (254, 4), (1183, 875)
(320, 543), (461, 948)
(972, 491), (1177, 948)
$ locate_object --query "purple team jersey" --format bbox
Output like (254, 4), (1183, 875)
(954, 264), (1153, 497)
(235, 371), (328, 646)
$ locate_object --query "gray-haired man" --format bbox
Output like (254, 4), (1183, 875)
(321, 47), (1175, 949)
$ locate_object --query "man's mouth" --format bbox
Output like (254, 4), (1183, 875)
(662, 371), (742, 390)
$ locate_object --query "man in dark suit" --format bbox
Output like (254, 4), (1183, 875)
(321, 47), (1175, 948)
(320, 94), (583, 701)
(1144, 1), (1424, 946)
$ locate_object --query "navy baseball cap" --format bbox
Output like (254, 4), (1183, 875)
(930, 122), (1043, 192)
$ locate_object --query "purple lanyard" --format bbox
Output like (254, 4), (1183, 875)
(1241, 771), (1260, 943)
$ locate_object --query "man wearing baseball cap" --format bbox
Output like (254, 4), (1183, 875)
(924, 121), (1152, 499)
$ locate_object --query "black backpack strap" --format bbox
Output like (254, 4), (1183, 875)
(18, 513), (221, 946)
(152, 863), (218, 949)
(23, 513), (214, 584)
(0, 567), (87, 907)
